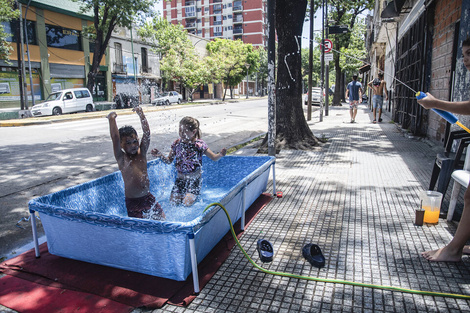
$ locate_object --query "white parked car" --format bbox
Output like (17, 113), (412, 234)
(152, 91), (183, 106)
(304, 87), (323, 106)
(31, 88), (94, 116)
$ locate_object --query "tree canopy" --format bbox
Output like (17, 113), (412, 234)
(206, 38), (260, 100)
(0, 0), (19, 62)
(74, 0), (155, 93)
(140, 18), (210, 100)
(327, 0), (374, 104)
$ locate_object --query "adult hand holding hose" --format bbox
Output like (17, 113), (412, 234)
(417, 92), (470, 133)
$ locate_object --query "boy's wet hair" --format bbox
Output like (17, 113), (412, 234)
(119, 125), (137, 139)
(463, 36), (470, 47)
(378, 72), (384, 78)
(180, 116), (201, 139)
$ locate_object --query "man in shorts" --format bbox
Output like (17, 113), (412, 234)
(368, 72), (388, 123)
(345, 74), (363, 123)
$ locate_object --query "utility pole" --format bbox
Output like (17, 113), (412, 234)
(15, 1), (25, 110)
(267, 0), (276, 157)
(319, 0), (324, 122)
(325, 1), (329, 116)
(24, 0), (35, 107)
(307, 0), (314, 121)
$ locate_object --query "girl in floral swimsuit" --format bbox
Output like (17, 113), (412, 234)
(151, 116), (227, 206)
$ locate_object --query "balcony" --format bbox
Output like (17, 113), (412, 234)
(232, 5), (242, 11)
(185, 0), (196, 5)
(113, 63), (127, 73)
(233, 28), (243, 34)
(233, 15), (243, 23)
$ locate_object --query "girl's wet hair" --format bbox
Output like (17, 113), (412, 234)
(464, 36), (470, 48)
(119, 125), (137, 139)
(180, 116), (201, 139)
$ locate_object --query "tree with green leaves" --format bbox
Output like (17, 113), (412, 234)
(206, 38), (260, 101)
(140, 18), (210, 100)
(257, 47), (268, 96)
(0, 0), (19, 62)
(328, 0), (373, 105)
(301, 47), (321, 88)
(75, 0), (155, 94)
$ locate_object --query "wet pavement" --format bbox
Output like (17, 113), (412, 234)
(2, 102), (470, 312)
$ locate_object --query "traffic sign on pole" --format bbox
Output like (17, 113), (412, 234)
(323, 39), (332, 53)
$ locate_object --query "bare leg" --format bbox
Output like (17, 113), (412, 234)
(183, 193), (197, 206)
(372, 107), (377, 121)
(463, 245), (470, 255)
(421, 185), (470, 262)
(352, 107), (358, 121)
(170, 192), (184, 205)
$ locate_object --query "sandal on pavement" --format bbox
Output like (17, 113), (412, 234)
(257, 239), (274, 263)
(302, 243), (325, 268)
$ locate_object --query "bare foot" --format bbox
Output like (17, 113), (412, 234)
(421, 247), (462, 262)
(463, 245), (470, 255)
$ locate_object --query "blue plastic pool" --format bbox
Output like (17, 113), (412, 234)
(29, 155), (275, 283)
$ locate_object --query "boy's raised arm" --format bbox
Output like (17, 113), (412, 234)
(107, 111), (123, 162)
(134, 106), (151, 154)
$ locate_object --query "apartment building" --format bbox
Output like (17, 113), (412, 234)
(163, 0), (267, 48)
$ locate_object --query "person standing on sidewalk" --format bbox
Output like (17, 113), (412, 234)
(367, 72), (388, 123)
(345, 74), (363, 123)
(417, 36), (470, 262)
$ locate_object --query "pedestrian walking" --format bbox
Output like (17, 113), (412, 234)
(367, 72), (388, 123)
(345, 74), (363, 123)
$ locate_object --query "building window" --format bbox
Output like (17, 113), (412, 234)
(45, 25), (81, 50)
(214, 26), (222, 37)
(213, 15), (222, 25)
(141, 47), (150, 72)
(185, 6), (196, 17)
(114, 43), (125, 72)
(2, 20), (37, 45)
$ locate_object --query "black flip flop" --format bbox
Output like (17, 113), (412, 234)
(257, 239), (274, 263)
(302, 243), (325, 268)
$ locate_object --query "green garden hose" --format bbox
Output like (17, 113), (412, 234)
(204, 202), (470, 300)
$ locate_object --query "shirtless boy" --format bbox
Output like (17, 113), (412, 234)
(367, 72), (388, 123)
(107, 107), (165, 220)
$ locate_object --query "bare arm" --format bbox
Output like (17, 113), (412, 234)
(134, 107), (150, 154)
(417, 93), (470, 115)
(383, 81), (388, 100)
(151, 148), (175, 164)
(107, 112), (123, 164)
(205, 147), (227, 161)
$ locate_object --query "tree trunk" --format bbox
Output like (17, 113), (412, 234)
(274, 0), (321, 149)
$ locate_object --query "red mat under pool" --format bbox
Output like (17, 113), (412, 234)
(0, 193), (272, 312)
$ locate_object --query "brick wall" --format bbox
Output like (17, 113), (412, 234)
(427, 0), (462, 144)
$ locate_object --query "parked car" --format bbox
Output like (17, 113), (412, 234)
(152, 91), (183, 106)
(304, 87), (323, 106)
(31, 88), (94, 116)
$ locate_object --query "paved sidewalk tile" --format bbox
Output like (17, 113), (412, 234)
(145, 104), (470, 312)
(3, 104), (470, 313)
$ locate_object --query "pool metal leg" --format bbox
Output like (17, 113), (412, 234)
(241, 187), (246, 231)
(272, 163), (277, 196)
(30, 210), (40, 258)
(188, 233), (200, 294)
